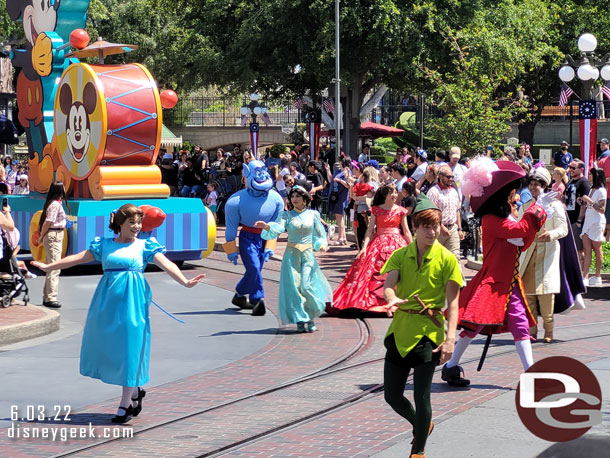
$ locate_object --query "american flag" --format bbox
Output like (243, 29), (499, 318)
(323, 98), (335, 113)
(602, 81), (610, 101)
(559, 83), (574, 107)
(293, 98), (306, 109)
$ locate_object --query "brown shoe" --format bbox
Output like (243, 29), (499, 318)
(410, 454), (425, 458)
(543, 337), (552, 343)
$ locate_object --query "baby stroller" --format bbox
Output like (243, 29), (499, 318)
(0, 229), (29, 307)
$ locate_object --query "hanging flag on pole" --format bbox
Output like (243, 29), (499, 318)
(323, 98), (335, 113)
(305, 110), (322, 160)
(559, 83), (574, 107)
(293, 98), (306, 109)
(261, 112), (272, 126)
(250, 122), (260, 159)
(602, 81), (610, 101)
(579, 99), (597, 173)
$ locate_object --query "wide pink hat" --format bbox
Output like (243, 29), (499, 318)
(462, 159), (525, 214)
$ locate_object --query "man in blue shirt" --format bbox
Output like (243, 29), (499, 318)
(552, 141), (573, 170)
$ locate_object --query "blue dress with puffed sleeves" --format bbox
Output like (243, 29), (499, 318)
(79, 237), (165, 386)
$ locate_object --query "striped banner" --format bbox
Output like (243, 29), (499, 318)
(308, 122), (321, 160)
(250, 122), (259, 158)
(579, 100), (597, 174)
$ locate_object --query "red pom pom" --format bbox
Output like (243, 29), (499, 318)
(69, 29), (90, 49)
(160, 89), (178, 109)
(140, 206), (166, 232)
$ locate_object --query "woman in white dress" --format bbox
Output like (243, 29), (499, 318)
(579, 167), (607, 287)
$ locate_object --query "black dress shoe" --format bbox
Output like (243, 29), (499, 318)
(232, 294), (253, 309)
(111, 405), (133, 424)
(43, 301), (62, 309)
(441, 364), (470, 387)
(131, 387), (146, 417)
(251, 300), (266, 316)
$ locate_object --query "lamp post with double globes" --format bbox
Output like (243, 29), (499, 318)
(558, 33), (610, 169)
(558, 33), (610, 99)
(240, 93), (267, 158)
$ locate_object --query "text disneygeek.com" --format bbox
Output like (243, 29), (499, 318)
(8, 423), (134, 441)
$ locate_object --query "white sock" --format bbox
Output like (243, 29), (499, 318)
(118, 386), (136, 414)
(446, 335), (474, 368)
(515, 339), (534, 370)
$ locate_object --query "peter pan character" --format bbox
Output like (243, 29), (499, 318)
(381, 194), (463, 458)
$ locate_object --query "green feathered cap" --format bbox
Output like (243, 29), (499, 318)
(413, 193), (440, 215)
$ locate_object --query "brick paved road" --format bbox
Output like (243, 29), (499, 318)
(1, 241), (608, 457)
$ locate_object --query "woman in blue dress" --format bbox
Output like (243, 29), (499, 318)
(254, 186), (332, 332)
(32, 204), (205, 423)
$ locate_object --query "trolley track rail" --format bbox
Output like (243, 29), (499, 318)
(51, 320), (610, 458)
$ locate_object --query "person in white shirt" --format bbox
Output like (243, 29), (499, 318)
(410, 150), (428, 182)
(448, 146), (467, 201)
(13, 175), (30, 195)
(390, 163), (408, 192)
(358, 145), (370, 163)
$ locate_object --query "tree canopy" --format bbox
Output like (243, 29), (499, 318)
(3, 0), (610, 153)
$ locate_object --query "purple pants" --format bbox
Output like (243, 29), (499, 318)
(461, 286), (531, 341)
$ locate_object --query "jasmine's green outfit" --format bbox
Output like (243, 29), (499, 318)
(261, 209), (332, 325)
(381, 239), (463, 454)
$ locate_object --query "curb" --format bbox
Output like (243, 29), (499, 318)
(0, 304), (60, 347)
(465, 257), (482, 271)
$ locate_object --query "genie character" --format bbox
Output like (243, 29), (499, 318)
(223, 160), (284, 316)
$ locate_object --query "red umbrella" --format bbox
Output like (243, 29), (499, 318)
(320, 121), (404, 138)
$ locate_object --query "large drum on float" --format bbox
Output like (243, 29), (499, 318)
(53, 62), (168, 199)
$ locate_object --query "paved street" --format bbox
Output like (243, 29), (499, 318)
(0, 248), (608, 457)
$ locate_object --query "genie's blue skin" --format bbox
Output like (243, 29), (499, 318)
(225, 160), (284, 303)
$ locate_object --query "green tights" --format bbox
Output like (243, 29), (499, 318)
(383, 358), (436, 454)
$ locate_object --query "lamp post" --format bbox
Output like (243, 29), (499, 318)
(559, 33), (610, 99)
(240, 93), (267, 158)
(558, 33), (610, 171)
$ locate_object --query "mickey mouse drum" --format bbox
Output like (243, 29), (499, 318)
(54, 62), (162, 180)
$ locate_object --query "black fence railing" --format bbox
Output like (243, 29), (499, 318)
(162, 97), (302, 127)
(366, 104), (444, 127)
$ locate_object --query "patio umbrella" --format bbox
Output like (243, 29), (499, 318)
(66, 37), (138, 64)
(320, 121), (404, 139)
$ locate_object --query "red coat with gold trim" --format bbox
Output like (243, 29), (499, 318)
(458, 204), (546, 335)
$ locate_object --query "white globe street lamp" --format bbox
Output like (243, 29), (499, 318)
(578, 33), (597, 53)
(601, 64), (610, 81)
(559, 65), (575, 82)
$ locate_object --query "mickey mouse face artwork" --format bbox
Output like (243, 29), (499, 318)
(59, 82), (96, 163)
(7, 0), (61, 47)
(55, 63), (105, 180)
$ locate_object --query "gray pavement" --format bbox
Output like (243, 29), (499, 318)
(372, 357), (610, 458)
(0, 268), (277, 429)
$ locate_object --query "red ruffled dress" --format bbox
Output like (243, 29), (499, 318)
(330, 206), (408, 313)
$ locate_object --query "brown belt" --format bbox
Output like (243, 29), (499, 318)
(397, 293), (443, 327)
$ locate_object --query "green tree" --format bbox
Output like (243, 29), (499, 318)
(514, 1), (610, 147)
(162, 0), (562, 155)
(413, 0), (557, 153)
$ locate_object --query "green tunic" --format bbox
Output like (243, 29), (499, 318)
(381, 239), (463, 357)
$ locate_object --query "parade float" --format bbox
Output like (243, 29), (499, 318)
(6, 0), (214, 262)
